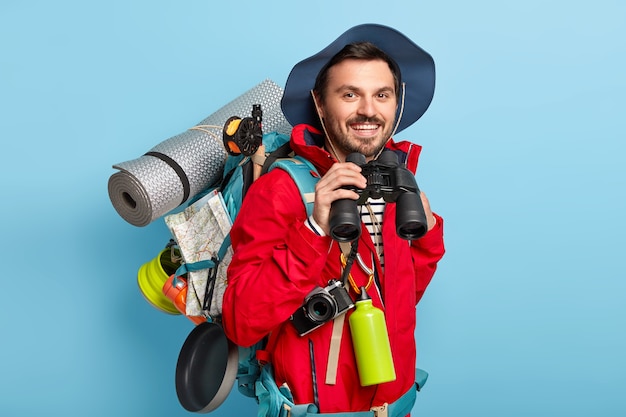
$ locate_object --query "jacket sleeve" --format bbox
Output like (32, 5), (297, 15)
(222, 169), (332, 347)
(411, 212), (445, 303)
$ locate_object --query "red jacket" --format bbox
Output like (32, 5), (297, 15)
(223, 124), (445, 414)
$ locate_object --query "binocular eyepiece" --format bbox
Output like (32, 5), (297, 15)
(329, 150), (428, 242)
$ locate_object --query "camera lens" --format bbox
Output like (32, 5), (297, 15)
(305, 293), (337, 324)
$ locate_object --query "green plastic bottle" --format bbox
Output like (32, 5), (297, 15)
(348, 287), (396, 386)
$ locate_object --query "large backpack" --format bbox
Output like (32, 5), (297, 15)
(140, 128), (320, 413)
(138, 132), (431, 417)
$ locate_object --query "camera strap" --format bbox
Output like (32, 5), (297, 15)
(325, 241), (358, 385)
(339, 241), (359, 286)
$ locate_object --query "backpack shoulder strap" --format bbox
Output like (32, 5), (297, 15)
(260, 141), (292, 176)
(267, 155), (319, 217)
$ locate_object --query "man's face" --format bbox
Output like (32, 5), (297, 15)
(316, 58), (398, 161)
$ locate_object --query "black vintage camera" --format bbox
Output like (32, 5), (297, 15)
(290, 280), (354, 336)
(329, 149), (428, 242)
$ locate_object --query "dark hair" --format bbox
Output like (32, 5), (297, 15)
(313, 42), (402, 103)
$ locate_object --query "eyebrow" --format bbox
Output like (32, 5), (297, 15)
(334, 85), (396, 95)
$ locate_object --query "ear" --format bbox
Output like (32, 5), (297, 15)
(395, 82), (404, 113)
(311, 90), (325, 119)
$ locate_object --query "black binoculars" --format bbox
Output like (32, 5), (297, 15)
(329, 150), (428, 242)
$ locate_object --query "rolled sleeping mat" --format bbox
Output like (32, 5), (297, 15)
(108, 79), (291, 226)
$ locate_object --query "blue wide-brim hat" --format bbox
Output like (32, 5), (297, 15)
(281, 23), (435, 134)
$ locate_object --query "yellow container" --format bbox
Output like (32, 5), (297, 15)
(137, 248), (181, 315)
(349, 288), (396, 386)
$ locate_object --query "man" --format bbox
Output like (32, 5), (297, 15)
(223, 24), (445, 416)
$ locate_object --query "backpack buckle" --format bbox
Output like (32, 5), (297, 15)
(370, 403), (389, 417)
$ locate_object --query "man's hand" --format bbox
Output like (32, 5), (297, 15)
(420, 191), (437, 231)
(312, 162), (367, 236)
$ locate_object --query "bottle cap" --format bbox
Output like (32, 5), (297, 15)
(358, 287), (371, 302)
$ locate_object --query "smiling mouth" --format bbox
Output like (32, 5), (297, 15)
(350, 123), (381, 136)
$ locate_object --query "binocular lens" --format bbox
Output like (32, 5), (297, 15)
(397, 222), (427, 240)
(331, 223), (361, 242)
(329, 200), (362, 242)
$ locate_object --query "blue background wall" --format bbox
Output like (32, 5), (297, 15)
(1, 1), (624, 416)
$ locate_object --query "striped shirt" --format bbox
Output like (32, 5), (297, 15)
(360, 198), (385, 268)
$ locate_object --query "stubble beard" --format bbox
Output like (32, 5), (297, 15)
(325, 115), (393, 159)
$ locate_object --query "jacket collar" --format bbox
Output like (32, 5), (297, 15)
(289, 124), (421, 175)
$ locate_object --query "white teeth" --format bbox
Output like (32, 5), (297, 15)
(352, 124), (378, 130)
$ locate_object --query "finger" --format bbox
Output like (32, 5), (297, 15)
(317, 164), (366, 191)
(420, 191), (437, 230)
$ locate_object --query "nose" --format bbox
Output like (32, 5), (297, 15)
(356, 97), (376, 118)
